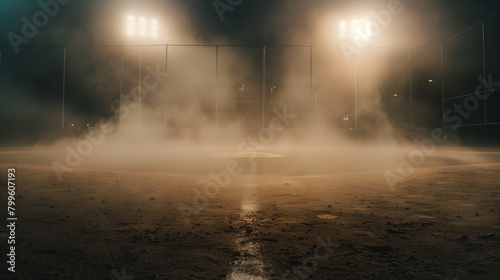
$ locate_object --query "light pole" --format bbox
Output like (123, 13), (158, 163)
(338, 18), (374, 130)
(123, 14), (160, 121)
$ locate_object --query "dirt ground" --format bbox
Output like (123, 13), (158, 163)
(0, 157), (499, 280)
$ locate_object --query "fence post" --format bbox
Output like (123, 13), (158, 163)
(310, 46), (313, 128)
(355, 53), (359, 130)
(62, 46), (67, 129)
(409, 47), (412, 130)
(215, 45), (219, 129)
(482, 21), (487, 124)
(119, 45), (123, 127)
(165, 44), (169, 129)
(441, 41), (445, 129)
(262, 45), (267, 129)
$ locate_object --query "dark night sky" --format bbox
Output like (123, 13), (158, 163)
(1, 0), (500, 48)
(0, 0), (499, 146)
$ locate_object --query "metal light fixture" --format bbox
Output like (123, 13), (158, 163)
(126, 15), (159, 39)
(340, 18), (374, 43)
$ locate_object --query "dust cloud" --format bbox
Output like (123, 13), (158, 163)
(25, 41), (486, 181)
(16, 0), (491, 181)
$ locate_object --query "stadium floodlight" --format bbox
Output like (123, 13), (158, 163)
(351, 18), (372, 42)
(122, 14), (161, 122)
(126, 15), (135, 36)
(340, 18), (374, 43)
(126, 15), (159, 39)
(151, 19), (158, 38)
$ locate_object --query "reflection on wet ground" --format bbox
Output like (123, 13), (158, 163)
(228, 186), (268, 280)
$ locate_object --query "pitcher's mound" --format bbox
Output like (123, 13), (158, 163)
(206, 152), (283, 158)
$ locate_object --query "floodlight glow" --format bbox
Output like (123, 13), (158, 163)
(351, 18), (372, 42)
(339, 18), (374, 42)
(125, 15), (159, 39)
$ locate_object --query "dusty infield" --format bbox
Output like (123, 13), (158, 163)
(0, 160), (499, 279)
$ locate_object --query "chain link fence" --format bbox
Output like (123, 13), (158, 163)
(1, 11), (498, 145)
